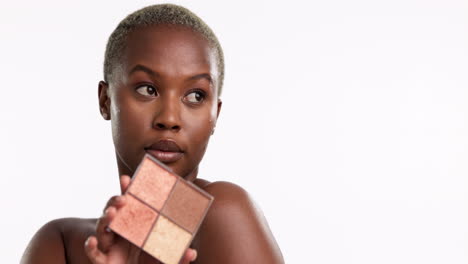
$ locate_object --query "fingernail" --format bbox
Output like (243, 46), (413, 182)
(192, 249), (197, 260)
(104, 208), (110, 215)
(84, 237), (90, 247)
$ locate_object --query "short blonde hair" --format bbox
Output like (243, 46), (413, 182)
(103, 4), (225, 94)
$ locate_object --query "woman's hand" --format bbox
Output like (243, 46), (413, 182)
(84, 175), (197, 264)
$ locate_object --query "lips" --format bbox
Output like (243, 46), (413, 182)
(145, 140), (184, 163)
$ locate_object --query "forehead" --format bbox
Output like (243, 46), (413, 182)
(121, 24), (218, 80)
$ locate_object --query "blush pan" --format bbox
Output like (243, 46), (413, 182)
(109, 154), (214, 264)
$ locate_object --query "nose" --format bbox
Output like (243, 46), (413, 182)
(153, 97), (181, 132)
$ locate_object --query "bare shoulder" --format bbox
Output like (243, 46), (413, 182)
(21, 218), (96, 264)
(203, 181), (263, 216)
(193, 181), (284, 264)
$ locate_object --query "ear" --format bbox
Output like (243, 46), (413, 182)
(216, 98), (222, 118)
(211, 99), (222, 135)
(98, 81), (111, 120)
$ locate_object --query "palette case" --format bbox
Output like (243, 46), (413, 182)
(109, 154), (214, 264)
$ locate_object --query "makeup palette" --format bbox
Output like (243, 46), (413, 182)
(109, 154), (213, 264)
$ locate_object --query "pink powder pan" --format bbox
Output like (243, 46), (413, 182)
(109, 154), (214, 264)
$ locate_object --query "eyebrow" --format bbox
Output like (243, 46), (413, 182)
(129, 64), (159, 77)
(129, 64), (213, 84)
(187, 73), (213, 85)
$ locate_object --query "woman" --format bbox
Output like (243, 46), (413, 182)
(21, 4), (284, 264)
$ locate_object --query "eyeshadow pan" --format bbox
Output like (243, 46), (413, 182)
(127, 157), (177, 210)
(108, 194), (158, 247)
(162, 180), (211, 233)
(109, 154), (214, 264)
(143, 215), (192, 264)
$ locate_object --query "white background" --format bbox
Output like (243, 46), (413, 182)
(1, 0), (467, 263)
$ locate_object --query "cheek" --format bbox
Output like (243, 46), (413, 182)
(110, 93), (149, 148)
(110, 98), (124, 144)
(182, 107), (216, 147)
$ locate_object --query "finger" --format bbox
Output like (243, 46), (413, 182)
(125, 244), (143, 263)
(103, 195), (127, 214)
(84, 236), (107, 264)
(180, 248), (197, 264)
(120, 175), (131, 193)
(96, 206), (117, 252)
(96, 194), (127, 252)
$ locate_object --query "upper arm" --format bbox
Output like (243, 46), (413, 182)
(194, 182), (284, 264)
(21, 219), (67, 264)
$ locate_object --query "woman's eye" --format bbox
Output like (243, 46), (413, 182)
(185, 91), (205, 103)
(136, 85), (158, 97)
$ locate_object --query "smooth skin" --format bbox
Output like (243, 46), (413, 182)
(21, 24), (284, 264)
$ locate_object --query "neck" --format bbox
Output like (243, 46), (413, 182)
(184, 166), (199, 182)
(116, 153), (133, 177)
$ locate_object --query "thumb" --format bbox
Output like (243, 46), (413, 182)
(180, 248), (197, 264)
(120, 175), (131, 194)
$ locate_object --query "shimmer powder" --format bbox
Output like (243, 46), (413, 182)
(127, 157), (177, 211)
(162, 180), (211, 233)
(109, 194), (158, 247)
(144, 215), (192, 264)
(109, 154), (214, 264)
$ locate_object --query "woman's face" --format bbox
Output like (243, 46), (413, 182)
(99, 25), (221, 181)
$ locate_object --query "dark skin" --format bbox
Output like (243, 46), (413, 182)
(21, 24), (284, 264)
